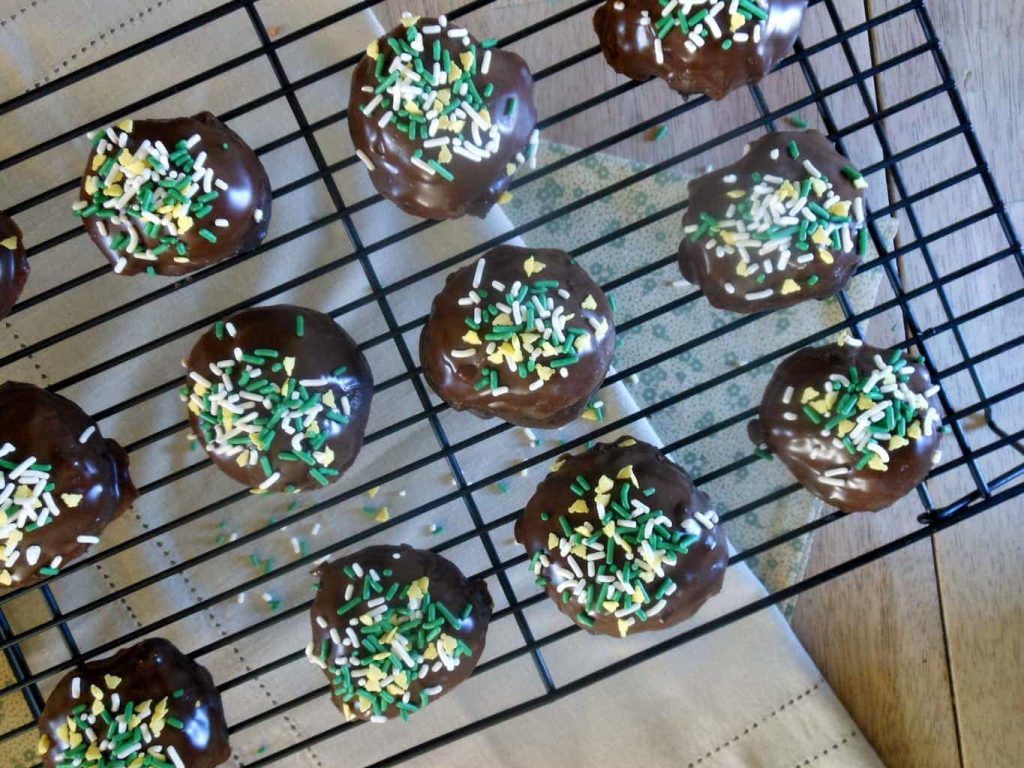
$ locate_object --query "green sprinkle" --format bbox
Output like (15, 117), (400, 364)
(652, 125), (669, 142)
(788, 115), (809, 128)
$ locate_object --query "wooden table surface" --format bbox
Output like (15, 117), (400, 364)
(371, 2), (1021, 765)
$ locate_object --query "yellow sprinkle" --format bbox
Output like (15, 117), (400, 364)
(440, 634), (458, 656)
(811, 177), (827, 197)
(617, 619), (631, 637)
(478, 107), (492, 129)
(374, 506), (390, 523)
(907, 421), (922, 440)
(809, 398), (830, 415)
(594, 493), (611, 508)
(720, 230), (737, 246)
(574, 334), (592, 354)
(90, 684), (104, 700)
(571, 544), (588, 558)
(547, 532), (560, 550)
(818, 249), (834, 265)
(506, 162), (517, 176)
(56, 723), (70, 746)
(523, 255), (546, 276)
(103, 675), (122, 690)
(448, 64), (463, 81)
(726, 190), (746, 199)
(176, 215), (194, 234)
(568, 499), (589, 515)
(116, 118), (134, 133)
(829, 200), (852, 217)
(235, 450), (250, 468)
(462, 330), (482, 345)
(581, 294), (598, 310)
(616, 464), (639, 487)
(730, 12), (746, 32)
(801, 387), (820, 404)
(367, 486), (380, 498)
(366, 39), (380, 60)
(91, 153), (107, 172)
(595, 475), (615, 494)
(535, 364), (554, 382)
(889, 435), (909, 451)
(602, 600), (620, 613)
(91, 698), (104, 716)
(780, 278), (801, 295)
(1, 236), (19, 250)
(811, 227), (830, 245)
(602, 521), (616, 537)
(60, 493), (84, 509)
(868, 456), (888, 472)
(401, 14), (420, 27)
(550, 459), (565, 472)
(581, 409), (598, 422)
(438, 145), (453, 164)
(836, 420), (855, 437)
(103, 183), (124, 198)
(37, 734), (50, 755)
(317, 446), (335, 467)
(619, 438), (637, 447)
(857, 395), (874, 410)
(735, 261), (749, 277)
(778, 180), (797, 200)
(498, 191), (514, 204)
(0, 570), (9, 588)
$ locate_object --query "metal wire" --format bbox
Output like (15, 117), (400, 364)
(0, 0), (1022, 765)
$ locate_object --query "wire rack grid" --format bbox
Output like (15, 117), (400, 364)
(0, 0), (1022, 765)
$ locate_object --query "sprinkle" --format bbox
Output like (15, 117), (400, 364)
(78, 426), (96, 444)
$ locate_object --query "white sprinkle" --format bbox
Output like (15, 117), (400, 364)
(79, 426), (96, 444)
(167, 746), (185, 768)
(26, 546), (41, 566)
(356, 149), (376, 172)
(783, 412), (797, 421)
(782, 386), (794, 404)
(472, 257), (486, 289)
(450, 349), (476, 358)
(258, 472), (280, 491)
(745, 289), (774, 301)
(76, 535), (100, 545)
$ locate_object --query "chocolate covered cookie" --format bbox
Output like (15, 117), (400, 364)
(0, 382), (136, 589)
(749, 337), (945, 512)
(0, 211), (29, 319)
(38, 638), (230, 768)
(420, 246), (615, 428)
(349, 14), (538, 219)
(516, 437), (728, 638)
(184, 305), (373, 493)
(74, 113), (271, 276)
(594, 0), (807, 99)
(679, 130), (868, 313)
(307, 544), (492, 722)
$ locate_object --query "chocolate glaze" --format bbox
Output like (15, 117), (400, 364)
(594, 0), (807, 100)
(420, 246), (615, 428)
(0, 382), (136, 589)
(185, 305), (373, 493)
(678, 131), (866, 313)
(349, 17), (537, 220)
(749, 341), (943, 512)
(39, 638), (230, 768)
(516, 438), (728, 638)
(0, 212), (29, 319)
(309, 544), (492, 721)
(78, 112), (271, 277)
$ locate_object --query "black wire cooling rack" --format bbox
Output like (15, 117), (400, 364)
(0, 0), (1022, 765)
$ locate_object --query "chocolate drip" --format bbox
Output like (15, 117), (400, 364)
(78, 112), (271, 277)
(310, 544), (492, 721)
(0, 382), (136, 589)
(749, 341), (943, 512)
(349, 17), (537, 219)
(420, 245), (615, 428)
(39, 638), (230, 768)
(678, 130), (866, 313)
(516, 438), (727, 638)
(184, 305), (373, 493)
(594, 0), (807, 100)
(0, 211), (29, 319)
